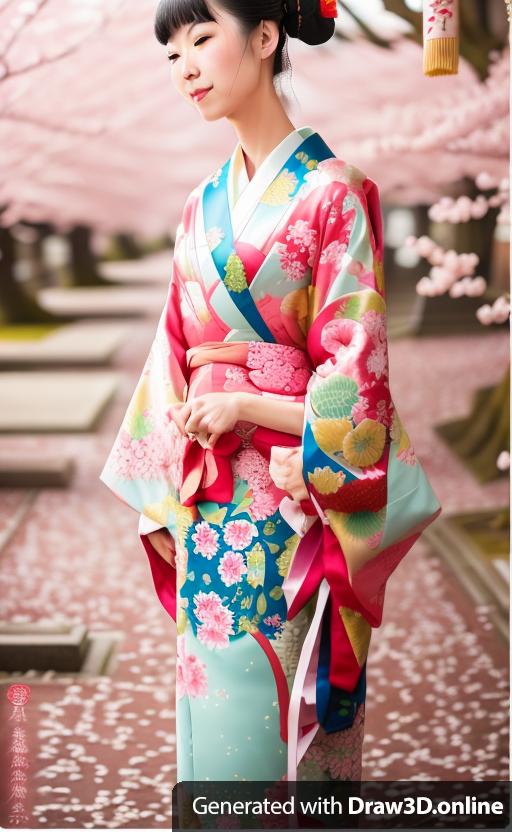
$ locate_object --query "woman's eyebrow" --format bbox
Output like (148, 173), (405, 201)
(167, 20), (203, 49)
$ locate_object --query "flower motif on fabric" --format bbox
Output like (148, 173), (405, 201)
(300, 703), (365, 780)
(217, 550), (248, 586)
(366, 344), (388, 380)
(360, 309), (386, 345)
(308, 466), (345, 494)
(211, 167), (222, 188)
(112, 423), (179, 482)
(176, 636), (208, 699)
(249, 489), (280, 521)
(261, 169), (298, 206)
(343, 418), (386, 467)
(193, 590), (235, 649)
(285, 219), (318, 266)
(224, 253), (248, 293)
(317, 159), (367, 189)
(246, 341), (311, 394)
(206, 226), (225, 251)
(191, 521), (220, 559)
(276, 245), (309, 282)
(319, 236), (350, 271)
(223, 519), (258, 551)
(263, 613), (283, 630)
(224, 366), (249, 391)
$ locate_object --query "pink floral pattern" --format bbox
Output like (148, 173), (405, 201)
(217, 550), (248, 586)
(222, 519), (258, 551)
(191, 521), (220, 559)
(232, 446), (282, 521)
(298, 703), (365, 780)
(193, 590), (235, 649)
(176, 635), (209, 700)
(247, 341), (311, 394)
(112, 421), (183, 485)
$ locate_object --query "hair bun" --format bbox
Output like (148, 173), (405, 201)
(282, 0), (336, 45)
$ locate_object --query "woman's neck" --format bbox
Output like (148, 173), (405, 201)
(228, 90), (296, 182)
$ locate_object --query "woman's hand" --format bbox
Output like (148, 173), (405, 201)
(269, 446), (309, 502)
(168, 393), (241, 448)
(147, 528), (176, 568)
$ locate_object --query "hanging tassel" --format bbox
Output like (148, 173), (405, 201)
(319, 0), (338, 18)
(423, 0), (459, 76)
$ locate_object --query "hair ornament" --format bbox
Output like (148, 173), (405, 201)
(319, 0), (338, 18)
(282, 0), (337, 44)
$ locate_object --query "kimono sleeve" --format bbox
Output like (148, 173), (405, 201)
(301, 176), (441, 626)
(99, 224), (189, 534)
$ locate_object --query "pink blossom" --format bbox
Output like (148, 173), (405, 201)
(223, 519), (258, 551)
(191, 521), (219, 558)
(218, 551), (247, 586)
(176, 637), (209, 699)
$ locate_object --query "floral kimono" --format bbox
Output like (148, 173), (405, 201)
(99, 125), (442, 784)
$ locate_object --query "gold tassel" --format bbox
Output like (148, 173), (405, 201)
(423, 0), (459, 76)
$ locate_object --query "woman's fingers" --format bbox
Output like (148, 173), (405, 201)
(148, 529), (176, 568)
(168, 402), (189, 434)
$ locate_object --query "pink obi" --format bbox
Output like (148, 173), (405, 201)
(175, 340), (315, 508)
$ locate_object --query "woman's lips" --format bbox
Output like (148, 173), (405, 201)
(191, 86), (212, 102)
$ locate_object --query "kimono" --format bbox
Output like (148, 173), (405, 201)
(99, 125), (442, 784)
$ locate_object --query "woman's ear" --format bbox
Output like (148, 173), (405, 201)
(259, 18), (281, 62)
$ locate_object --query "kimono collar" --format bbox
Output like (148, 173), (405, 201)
(227, 125), (315, 235)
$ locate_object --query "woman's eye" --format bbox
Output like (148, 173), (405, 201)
(167, 36), (209, 63)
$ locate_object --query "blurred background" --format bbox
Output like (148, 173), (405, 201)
(0, 0), (509, 826)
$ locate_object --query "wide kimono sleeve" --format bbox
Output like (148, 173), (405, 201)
(300, 174), (442, 627)
(98, 222), (190, 621)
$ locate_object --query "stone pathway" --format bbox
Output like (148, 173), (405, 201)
(0, 262), (508, 828)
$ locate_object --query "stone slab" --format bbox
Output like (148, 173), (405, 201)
(0, 322), (129, 368)
(0, 372), (119, 433)
(0, 456), (75, 487)
(38, 286), (165, 318)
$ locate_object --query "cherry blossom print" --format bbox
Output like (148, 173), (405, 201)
(112, 422), (182, 483)
(217, 550), (248, 586)
(205, 226), (225, 250)
(360, 309), (387, 344)
(176, 636), (209, 700)
(276, 244), (309, 282)
(191, 521), (220, 559)
(223, 519), (258, 551)
(193, 590), (235, 649)
(263, 613), (283, 630)
(366, 343), (389, 379)
(319, 235), (350, 271)
(285, 218), (318, 266)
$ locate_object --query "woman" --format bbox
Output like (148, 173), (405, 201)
(99, 0), (442, 784)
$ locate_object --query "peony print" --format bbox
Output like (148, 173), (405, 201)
(223, 519), (258, 551)
(218, 550), (248, 586)
(193, 590), (235, 649)
(191, 521), (220, 559)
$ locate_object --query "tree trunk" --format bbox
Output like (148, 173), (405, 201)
(0, 226), (69, 325)
(67, 225), (113, 287)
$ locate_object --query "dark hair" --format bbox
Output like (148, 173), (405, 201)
(154, 0), (336, 78)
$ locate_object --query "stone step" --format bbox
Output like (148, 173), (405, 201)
(0, 456), (74, 487)
(0, 371), (119, 432)
(0, 322), (129, 369)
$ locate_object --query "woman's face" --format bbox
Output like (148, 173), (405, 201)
(166, 2), (277, 121)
